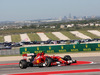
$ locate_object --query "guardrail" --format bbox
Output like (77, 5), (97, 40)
(20, 43), (100, 54)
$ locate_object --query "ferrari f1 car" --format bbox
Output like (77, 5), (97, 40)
(19, 52), (77, 69)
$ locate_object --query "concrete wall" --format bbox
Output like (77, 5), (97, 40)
(0, 49), (20, 55)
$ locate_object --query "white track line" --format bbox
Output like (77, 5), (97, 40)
(70, 31), (91, 39)
(37, 33), (49, 41)
(20, 33), (30, 42)
(52, 32), (70, 40)
(90, 61), (95, 64)
(4, 35), (12, 42)
(88, 30), (100, 36)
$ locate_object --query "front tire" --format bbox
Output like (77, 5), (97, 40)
(64, 55), (72, 65)
(64, 55), (72, 61)
(19, 60), (27, 69)
(45, 57), (52, 67)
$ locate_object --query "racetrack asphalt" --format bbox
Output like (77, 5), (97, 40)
(0, 56), (100, 75)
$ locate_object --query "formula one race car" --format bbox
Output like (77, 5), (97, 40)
(19, 52), (77, 69)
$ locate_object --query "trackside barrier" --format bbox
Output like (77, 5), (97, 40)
(20, 43), (100, 54)
(0, 49), (20, 55)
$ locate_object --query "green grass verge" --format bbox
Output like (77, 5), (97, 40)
(61, 31), (81, 40)
(27, 33), (41, 41)
(45, 32), (60, 40)
(79, 30), (100, 39)
(0, 36), (4, 42)
(0, 29), (44, 35)
(11, 34), (21, 42)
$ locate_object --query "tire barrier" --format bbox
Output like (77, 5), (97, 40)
(20, 43), (100, 54)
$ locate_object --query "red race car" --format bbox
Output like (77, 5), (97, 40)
(19, 52), (77, 69)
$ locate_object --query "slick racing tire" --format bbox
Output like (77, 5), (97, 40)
(19, 60), (27, 69)
(45, 57), (52, 67)
(64, 55), (72, 61)
(64, 55), (72, 65)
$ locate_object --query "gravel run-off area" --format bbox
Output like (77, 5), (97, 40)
(88, 30), (100, 36)
(20, 33), (30, 41)
(4, 35), (12, 42)
(52, 32), (70, 40)
(37, 32), (49, 41)
(70, 31), (91, 39)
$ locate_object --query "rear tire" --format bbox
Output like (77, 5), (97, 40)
(19, 60), (27, 69)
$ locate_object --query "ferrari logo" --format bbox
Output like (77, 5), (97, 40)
(49, 47), (51, 50)
(59, 58), (62, 60)
(86, 45), (88, 48)
(25, 48), (27, 51)
(37, 60), (39, 63)
(73, 45), (75, 48)
(37, 47), (39, 50)
(98, 44), (100, 47)
(61, 46), (63, 49)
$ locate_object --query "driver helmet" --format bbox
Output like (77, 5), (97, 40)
(41, 51), (45, 55)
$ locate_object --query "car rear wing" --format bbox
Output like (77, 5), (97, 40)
(22, 53), (35, 60)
